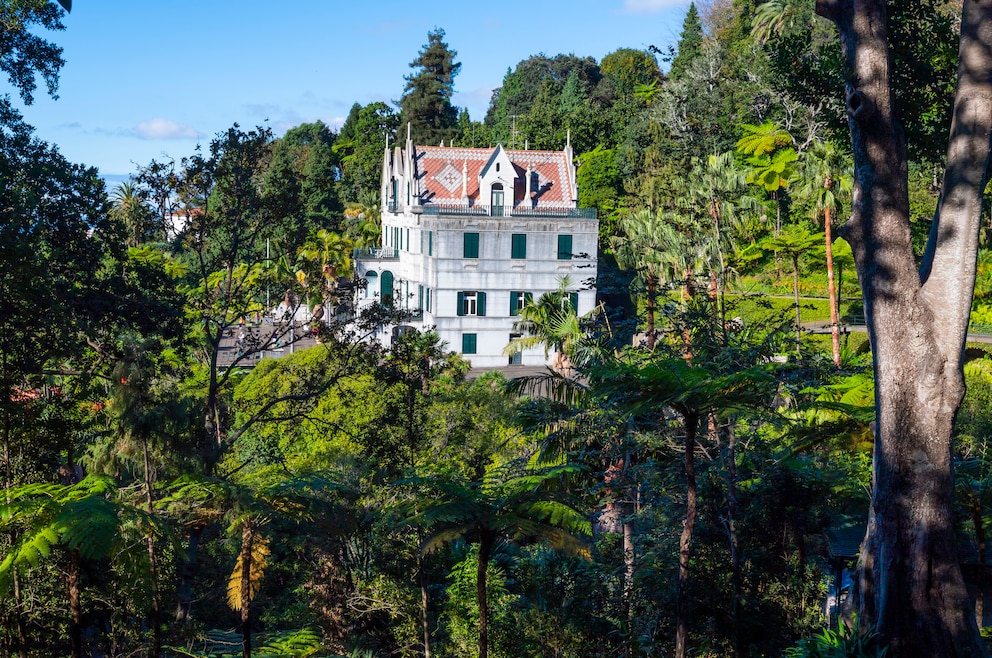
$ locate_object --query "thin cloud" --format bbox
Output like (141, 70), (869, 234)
(620, 0), (689, 13)
(135, 118), (200, 140)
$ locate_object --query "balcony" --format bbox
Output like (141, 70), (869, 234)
(354, 247), (400, 261)
(421, 204), (597, 219)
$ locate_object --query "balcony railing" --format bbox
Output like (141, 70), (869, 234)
(421, 204), (597, 219)
(354, 247), (400, 260)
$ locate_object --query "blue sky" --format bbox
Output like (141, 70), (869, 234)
(8, 0), (691, 180)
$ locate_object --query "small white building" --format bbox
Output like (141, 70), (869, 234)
(353, 129), (598, 367)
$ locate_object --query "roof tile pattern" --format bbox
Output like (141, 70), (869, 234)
(415, 146), (573, 209)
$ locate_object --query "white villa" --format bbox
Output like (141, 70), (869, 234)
(353, 128), (599, 368)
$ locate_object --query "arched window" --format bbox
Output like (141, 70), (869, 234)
(380, 270), (394, 307)
(491, 183), (505, 216)
(364, 270), (378, 299)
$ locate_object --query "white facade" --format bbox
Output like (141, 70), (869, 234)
(354, 131), (598, 368)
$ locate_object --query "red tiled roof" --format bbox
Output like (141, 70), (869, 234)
(414, 146), (573, 209)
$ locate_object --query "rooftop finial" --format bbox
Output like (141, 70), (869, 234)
(566, 129), (571, 149)
(407, 122), (411, 141)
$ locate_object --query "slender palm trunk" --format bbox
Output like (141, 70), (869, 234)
(620, 450), (635, 618)
(973, 499), (986, 627)
(419, 556), (432, 658)
(791, 256), (802, 353)
(3, 405), (27, 658)
(723, 423), (742, 658)
(824, 204), (841, 367)
(175, 526), (201, 622)
(477, 532), (494, 658)
(675, 411), (699, 658)
(646, 273), (658, 349)
(143, 438), (162, 658)
(241, 523), (254, 658)
(68, 549), (83, 658)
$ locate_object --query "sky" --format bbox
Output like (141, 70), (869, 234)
(7, 0), (692, 183)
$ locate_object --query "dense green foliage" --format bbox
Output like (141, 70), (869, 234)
(5, 3), (992, 657)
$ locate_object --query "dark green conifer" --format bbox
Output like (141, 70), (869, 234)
(400, 28), (461, 146)
(669, 3), (704, 81)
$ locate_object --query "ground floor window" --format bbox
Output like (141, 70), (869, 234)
(462, 333), (477, 354)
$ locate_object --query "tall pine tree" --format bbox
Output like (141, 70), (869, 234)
(400, 28), (461, 146)
(669, 3), (704, 81)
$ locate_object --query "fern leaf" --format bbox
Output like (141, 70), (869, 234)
(227, 534), (270, 611)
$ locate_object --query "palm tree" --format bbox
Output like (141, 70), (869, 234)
(0, 477), (160, 658)
(679, 152), (763, 335)
(504, 275), (584, 371)
(298, 229), (354, 323)
(111, 180), (155, 248)
(408, 464), (591, 658)
(797, 140), (853, 367)
(160, 473), (350, 658)
(596, 354), (775, 658)
(613, 209), (709, 349)
(761, 226), (824, 353)
(750, 0), (810, 45)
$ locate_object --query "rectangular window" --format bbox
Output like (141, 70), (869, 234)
(429, 231), (433, 256)
(462, 333), (477, 355)
(464, 232), (480, 259)
(509, 291), (532, 316)
(457, 291), (487, 317)
(406, 228), (410, 251)
(569, 292), (579, 314)
(511, 233), (527, 259)
(427, 287), (432, 312)
(557, 234), (573, 260)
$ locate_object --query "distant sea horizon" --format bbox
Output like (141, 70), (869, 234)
(100, 173), (130, 189)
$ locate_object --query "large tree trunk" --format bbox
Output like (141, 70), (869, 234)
(675, 411), (698, 658)
(817, 0), (992, 655)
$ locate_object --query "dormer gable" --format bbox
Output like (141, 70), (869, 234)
(478, 144), (517, 210)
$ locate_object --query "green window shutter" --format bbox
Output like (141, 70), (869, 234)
(406, 228), (410, 250)
(429, 231), (433, 256)
(524, 291), (533, 305)
(462, 333), (477, 354)
(558, 234), (573, 260)
(510, 291), (520, 316)
(464, 232), (479, 258)
(511, 233), (527, 259)
(418, 285), (424, 311)
(381, 271), (394, 307)
(569, 292), (579, 314)
(477, 291), (486, 317)
(457, 291), (465, 317)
